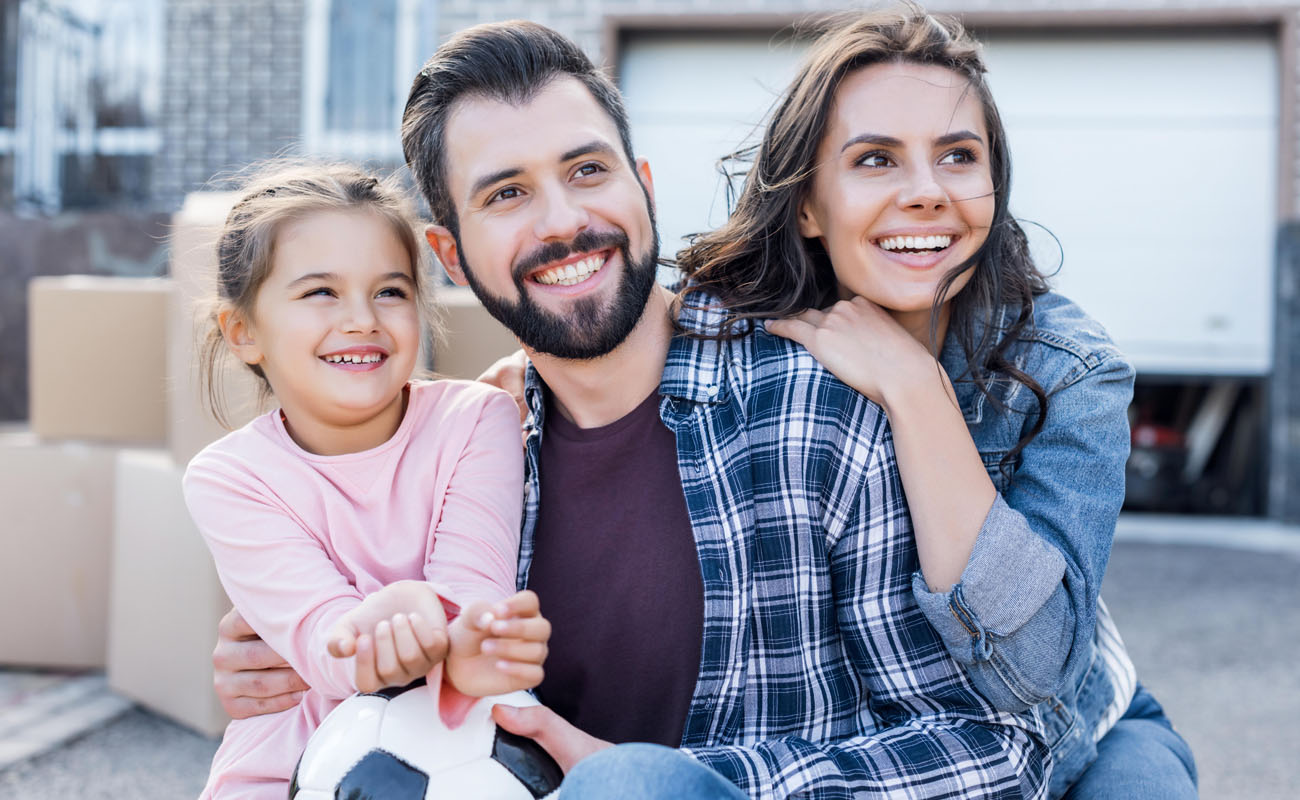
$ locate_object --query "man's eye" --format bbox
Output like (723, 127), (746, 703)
(490, 186), (522, 204)
(574, 162), (605, 179)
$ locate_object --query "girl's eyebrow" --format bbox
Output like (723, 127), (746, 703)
(286, 271), (338, 288)
(285, 271), (413, 288)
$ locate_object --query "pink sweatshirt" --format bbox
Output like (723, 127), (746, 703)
(183, 380), (525, 799)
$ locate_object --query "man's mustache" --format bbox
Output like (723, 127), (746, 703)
(512, 229), (630, 282)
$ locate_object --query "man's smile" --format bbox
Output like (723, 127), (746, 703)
(530, 251), (610, 286)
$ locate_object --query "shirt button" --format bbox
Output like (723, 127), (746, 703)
(706, 384), (719, 397)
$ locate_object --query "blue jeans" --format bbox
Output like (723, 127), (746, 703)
(560, 743), (747, 800)
(1063, 685), (1197, 800)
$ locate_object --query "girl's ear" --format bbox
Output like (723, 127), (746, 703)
(426, 225), (467, 286)
(796, 197), (824, 239)
(218, 309), (264, 366)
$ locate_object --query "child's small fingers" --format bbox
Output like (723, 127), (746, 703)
(494, 660), (544, 687)
(483, 639), (548, 664)
(501, 590), (540, 617)
(489, 616), (551, 642)
(373, 620), (399, 681)
(408, 613), (449, 661)
(389, 614), (423, 672)
(354, 634), (381, 693)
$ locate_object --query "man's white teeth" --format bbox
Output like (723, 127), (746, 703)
(323, 353), (383, 364)
(534, 254), (605, 286)
(878, 235), (953, 252)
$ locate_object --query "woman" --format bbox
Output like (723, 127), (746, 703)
(677, 7), (1197, 798)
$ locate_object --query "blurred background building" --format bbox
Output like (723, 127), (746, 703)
(2, 0), (1299, 523)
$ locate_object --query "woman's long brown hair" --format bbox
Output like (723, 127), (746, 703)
(676, 5), (1051, 475)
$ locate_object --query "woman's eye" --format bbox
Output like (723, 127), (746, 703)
(940, 148), (977, 165)
(856, 152), (893, 168)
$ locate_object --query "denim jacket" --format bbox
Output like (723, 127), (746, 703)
(910, 291), (1138, 797)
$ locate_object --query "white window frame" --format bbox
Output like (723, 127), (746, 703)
(301, 0), (428, 161)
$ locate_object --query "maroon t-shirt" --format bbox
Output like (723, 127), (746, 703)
(527, 389), (704, 747)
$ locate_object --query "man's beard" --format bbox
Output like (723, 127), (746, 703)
(455, 224), (660, 361)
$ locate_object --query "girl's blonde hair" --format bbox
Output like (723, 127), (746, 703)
(199, 161), (434, 427)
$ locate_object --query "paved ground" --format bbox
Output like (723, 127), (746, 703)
(0, 514), (1296, 798)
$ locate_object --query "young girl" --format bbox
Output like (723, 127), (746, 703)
(185, 163), (548, 799)
(678, 9), (1196, 799)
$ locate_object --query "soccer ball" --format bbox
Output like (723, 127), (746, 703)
(289, 678), (563, 799)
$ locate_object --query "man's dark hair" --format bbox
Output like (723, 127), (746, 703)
(401, 20), (636, 237)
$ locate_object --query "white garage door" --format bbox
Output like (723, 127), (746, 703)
(620, 30), (1279, 375)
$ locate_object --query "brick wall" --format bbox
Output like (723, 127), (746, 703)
(154, 0), (305, 211)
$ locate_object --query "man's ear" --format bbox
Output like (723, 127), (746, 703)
(218, 309), (263, 366)
(796, 196), (823, 239)
(426, 225), (468, 286)
(634, 157), (656, 209)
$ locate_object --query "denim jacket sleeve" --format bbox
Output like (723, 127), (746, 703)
(912, 341), (1135, 712)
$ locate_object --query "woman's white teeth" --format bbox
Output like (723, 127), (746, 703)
(324, 353), (383, 364)
(879, 235), (953, 252)
(535, 255), (604, 286)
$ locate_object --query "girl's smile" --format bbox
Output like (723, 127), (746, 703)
(226, 208), (422, 455)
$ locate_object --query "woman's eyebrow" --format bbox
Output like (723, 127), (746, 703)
(934, 130), (984, 147)
(840, 133), (903, 153)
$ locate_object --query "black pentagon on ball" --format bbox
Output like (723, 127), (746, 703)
(491, 728), (563, 798)
(361, 676), (427, 700)
(334, 749), (429, 800)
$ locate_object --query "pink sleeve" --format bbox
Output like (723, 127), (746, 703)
(424, 390), (525, 615)
(183, 462), (361, 700)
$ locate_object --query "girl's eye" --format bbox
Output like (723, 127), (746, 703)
(855, 151), (893, 169)
(376, 286), (408, 299)
(303, 287), (335, 298)
(940, 148), (977, 166)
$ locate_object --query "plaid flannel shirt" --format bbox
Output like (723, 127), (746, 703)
(517, 298), (1048, 799)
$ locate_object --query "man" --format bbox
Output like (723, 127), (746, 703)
(212, 20), (1047, 799)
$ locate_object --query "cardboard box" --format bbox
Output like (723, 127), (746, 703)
(168, 192), (262, 465)
(28, 276), (172, 443)
(0, 431), (116, 668)
(432, 286), (520, 380)
(107, 449), (230, 737)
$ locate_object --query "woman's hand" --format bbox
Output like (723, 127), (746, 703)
(327, 580), (450, 693)
(445, 589), (551, 697)
(476, 350), (529, 426)
(765, 295), (936, 410)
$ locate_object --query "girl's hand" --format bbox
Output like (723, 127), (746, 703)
(446, 589), (551, 697)
(765, 295), (935, 409)
(327, 580), (450, 693)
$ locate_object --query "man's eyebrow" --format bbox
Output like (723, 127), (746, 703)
(839, 130), (985, 153)
(469, 167), (523, 200)
(560, 140), (617, 163)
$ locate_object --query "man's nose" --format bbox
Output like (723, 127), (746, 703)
(533, 184), (590, 241)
